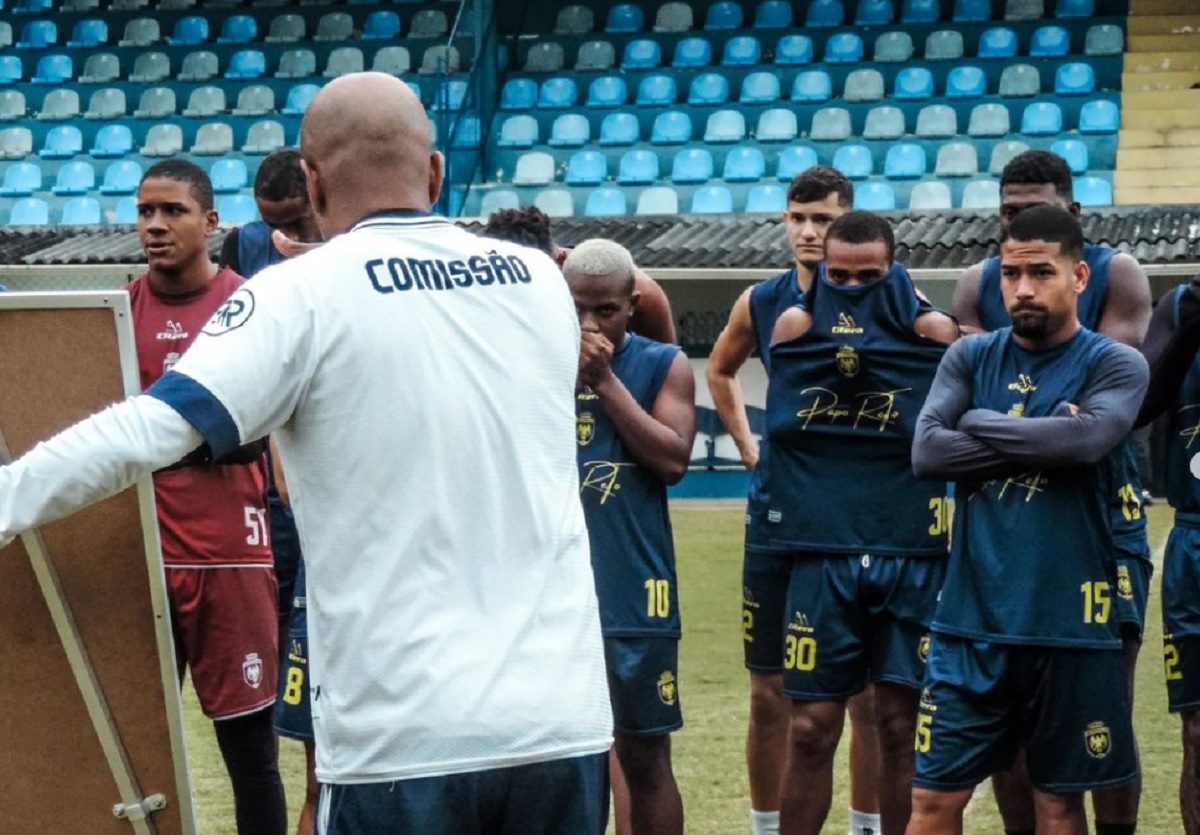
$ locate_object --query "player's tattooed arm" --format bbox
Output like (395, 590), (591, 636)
(952, 263), (986, 337)
(706, 288), (761, 471)
(631, 269), (677, 344)
(1096, 253), (1152, 348)
(1138, 280), (1200, 427)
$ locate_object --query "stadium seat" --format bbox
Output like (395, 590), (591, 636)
(777, 145), (818, 179)
(227, 50), (267, 79)
(863, 106), (905, 139)
(41, 125), (83, 159)
(266, 13), (305, 43)
(617, 149), (659, 185)
(549, 113), (590, 147)
(999, 64), (1041, 97)
(585, 186), (626, 216)
(775, 34), (814, 65)
(673, 37), (713, 68)
(171, 16), (208, 45)
(13, 0), (52, 11)
(565, 149), (607, 185)
(833, 144), (873, 179)
(636, 186), (679, 214)
(500, 79), (536, 112)
(99, 160), (142, 194)
(962, 179), (1000, 209)
(9, 197), (48, 226)
(534, 188), (575, 216)
(525, 42), (565, 73)
(218, 194), (258, 225)
(514, 151), (556, 186)
(947, 66), (987, 99)
(875, 32), (914, 62)
(410, 10), (449, 38)
(279, 83), (319, 116)
(183, 86), (226, 117)
(587, 76), (627, 108)
(857, 0), (894, 24)
(372, 46), (411, 76)
(539, 77), (578, 109)
(637, 75), (677, 106)
(953, 0), (991, 21)
(233, 85), (275, 116)
(111, 0), (148, 11)
(420, 46), (460, 75)
(792, 71), (833, 103)
(988, 140), (1030, 174)
(17, 19), (56, 49)
(0, 56), (22, 85)
(315, 12), (353, 42)
(90, 124), (132, 157)
(722, 36), (762, 66)
(0, 126), (32, 159)
(623, 39), (662, 69)
(0, 24), (10, 50)
(555, 5), (594, 34)
(1074, 175), (1112, 207)
(915, 104), (957, 137)
(0, 161), (41, 195)
(909, 181), (952, 209)
(1056, 62), (1096, 95)
(979, 28), (1018, 59)
(178, 51), (218, 82)
(38, 89), (80, 121)
(118, 17), (158, 47)
(689, 73), (730, 105)
(80, 54), (120, 84)
(1005, 0), (1043, 19)
(724, 147), (766, 182)
(812, 108), (852, 141)
(1085, 24), (1123, 56)
(1021, 102), (1063, 135)
(326, 47), (365, 78)
(497, 114), (539, 150)
(651, 111), (693, 144)
(191, 122), (234, 155)
(364, 10), (401, 40)
(599, 111), (640, 145)
(902, 0), (939, 23)
(757, 108), (799, 142)
(208, 158), (247, 194)
(32, 55), (72, 85)
(134, 87), (175, 118)
(741, 72), (781, 104)
(705, 109), (745, 142)
(671, 148), (714, 183)
(705, 1), (744, 29)
(654, 1), (693, 32)
(807, 0), (845, 26)
(855, 182), (896, 210)
(576, 40), (616, 71)
(217, 15), (256, 43)
(1057, 0), (1094, 17)
(1052, 138), (1089, 174)
(606, 4), (644, 32)
(1079, 99), (1119, 134)
(925, 30), (964, 60)
(112, 196), (137, 224)
(243, 120), (285, 154)
(896, 67), (935, 100)
(0, 91), (24, 121)
(746, 184), (786, 212)
(70, 18), (109, 47)
(968, 103), (1011, 137)
(754, 0), (792, 27)
(1031, 25), (1069, 57)
(451, 114), (483, 150)
(846, 70), (885, 103)
(129, 52), (169, 83)
(935, 141), (979, 176)
(84, 88), (126, 120)
(61, 196), (99, 224)
(692, 185), (732, 213)
(826, 33), (864, 64)
(141, 124), (183, 156)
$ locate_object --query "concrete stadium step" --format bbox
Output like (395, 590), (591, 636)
(1122, 109), (1200, 130)
(1120, 88), (1200, 111)
(1116, 146), (1200, 169)
(1116, 184), (1200, 204)
(1127, 15), (1200, 36)
(1116, 168), (1200, 188)
(1126, 52), (1200, 74)
(1165, 127), (1200, 145)
(1131, 0), (1200, 15)
(1122, 70), (1200, 90)
(1118, 128), (1167, 147)
(1128, 33), (1200, 52)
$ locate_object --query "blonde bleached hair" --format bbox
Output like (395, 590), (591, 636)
(562, 238), (636, 291)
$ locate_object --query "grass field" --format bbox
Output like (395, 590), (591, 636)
(184, 503), (1182, 834)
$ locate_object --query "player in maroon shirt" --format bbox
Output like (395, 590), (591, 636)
(128, 159), (286, 835)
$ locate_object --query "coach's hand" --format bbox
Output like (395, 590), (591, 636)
(271, 230), (323, 259)
(578, 331), (614, 390)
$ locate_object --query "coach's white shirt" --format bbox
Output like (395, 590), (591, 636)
(0, 212), (612, 784)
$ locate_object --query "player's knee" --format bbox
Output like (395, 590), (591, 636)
(1033, 790), (1085, 822)
(614, 733), (673, 784)
(749, 674), (787, 724)
(847, 688), (876, 727)
(788, 705), (843, 762)
(909, 787), (968, 822)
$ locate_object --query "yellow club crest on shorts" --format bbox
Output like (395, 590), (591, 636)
(657, 671), (678, 706)
(577, 412), (595, 446)
(836, 345), (860, 378)
(1117, 565), (1134, 601)
(1084, 721), (1112, 759)
(918, 633), (931, 663)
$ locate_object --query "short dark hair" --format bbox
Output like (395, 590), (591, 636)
(482, 207), (555, 256)
(254, 148), (308, 203)
(786, 165), (854, 207)
(1000, 150), (1074, 201)
(142, 159), (213, 211)
(1002, 205), (1084, 261)
(825, 211), (895, 262)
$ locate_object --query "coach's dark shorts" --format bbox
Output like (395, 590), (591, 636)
(317, 753), (610, 835)
(604, 636), (683, 736)
(743, 549), (793, 674)
(275, 606), (313, 741)
(914, 635), (1138, 793)
(1114, 555), (1152, 641)
(1162, 522), (1200, 712)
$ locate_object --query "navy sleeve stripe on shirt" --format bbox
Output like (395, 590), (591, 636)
(146, 370), (241, 459)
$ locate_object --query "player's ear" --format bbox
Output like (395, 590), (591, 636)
(1068, 201), (1082, 218)
(1073, 258), (1091, 295)
(628, 290), (641, 312)
(428, 152), (445, 208)
(204, 206), (218, 235)
(300, 158), (326, 218)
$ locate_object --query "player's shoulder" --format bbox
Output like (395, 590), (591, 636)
(751, 267), (797, 300)
(1086, 328), (1146, 369)
(627, 331), (682, 361)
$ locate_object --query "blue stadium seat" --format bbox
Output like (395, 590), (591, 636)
(723, 36), (762, 66)
(9, 197), (48, 226)
(811, 107), (852, 141)
(498, 114), (538, 147)
(705, 109), (745, 142)
(902, 0), (939, 23)
(1074, 175), (1111, 207)
(757, 108), (798, 141)
(792, 70), (833, 103)
(599, 111), (640, 145)
(282, 83), (320, 115)
(855, 182), (896, 210)
(746, 183), (786, 212)
(1079, 99), (1119, 134)
(863, 105), (905, 139)
(535, 188), (575, 217)
(90, 124), (132, 157)
(968, 103), (1011, 136)
(856, 0), (894, 25)
(845, 69), (885, 102)
(652, 110), (693, 144)
(704, 1), (744, 29)
(13, 0), (51, 14)
(754, 0), (792, 28)
(479, 190), (519, 215)
(585, 186), (626, 216)
(1020, 102), (1063, 135)
(0, 161), (40, 195)
(226, 50), (267, 79)
(833, 144), (873, 179)
(210, 158), (248, 194)
(875, 32), (914, 62)
(113, 196), (137, 225)
(68, 19), (107, 47)
(617, 149), (659, 185)
(1085, 24), (1123, 56)
(1030, 25), (1070, 57)
(1057, 0), (1093, 16)
(0, 57), (22, 85)
(363, 11), (401, 40)
(988, 140), (1029, 174)
(217, 15), (257, 44)
(723, 147), (766, 182)
(894, 68), (934, 100)
(500, 78), (536, 110)
(673, 37), (713, 68)
(979, 28), (1018, 58)
(777, 145), (818, 180)
(925, 29), (964, 60)
(915, 104), (957, 137)
(637, 74), (677, 105)
(622, 39), (662, 69)
(606, 4), (644, 32)
(636, 186), (679, 214)
(689, 73), (730, 105)
(741, 71), (780, 104)
(884, 143), (926, 179)
(999, 64), (1041, 97)
(909, 180), (952, 209)
(1055, 62), (1096, 95)
(539, 77), (578, 109)
(513, 152), (555, 185)
(40, 125), (82, 159)
(825, 33), (864, 63)
(218, 194), (258, 225)
(947, 66), (987, 99)
(1051, 138), (1089, 173)
(548, 113), (590, 146)
(807, 0), (845, 27)
(17, 20), (56, 49)
(172, 16), (209, 45)
(32, 55), (72, 85)
(935, 141), (979, 176)
(692, 185), (733, 213)
(99, 160), (142, 194)
(953, 0), (991, 21)
(587, 76), (627, 108)
(671, 148), (713, 183)
(775, 34), (814, 65)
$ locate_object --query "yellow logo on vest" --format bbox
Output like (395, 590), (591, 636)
(1084, 721), (1112, 759)
(657, 671), (678, 706)
(576, 412), (595, 446)
(832, 313), (864, 334)
(918, 633), (931, 663)
(1007, 374), (1037, 394)
(1117, 565), (1134, 601)
(836, 345), (860, 378)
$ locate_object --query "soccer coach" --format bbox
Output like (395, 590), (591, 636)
(0, 72), (613, 834)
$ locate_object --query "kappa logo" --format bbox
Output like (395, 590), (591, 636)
(203, 289), (256, 336)
(831, 312), (864, 334)
(242, 653), (264, 689)
(1084, 721), (1111, 759)
(156, 319), (188, 341)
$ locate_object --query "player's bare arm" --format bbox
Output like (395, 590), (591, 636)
(1096, 253), (1152, 347)
(769, 305), (813, 346)
(915, 309), (960, 345)
(632, 269), (677, 344)
(706, 288), (760, 470)
(593, 352), (696, 485)
(1137, 282), (1200, 426)
(952, 263), (986, 336)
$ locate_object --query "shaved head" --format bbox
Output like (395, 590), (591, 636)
(300, 72), (444, 237)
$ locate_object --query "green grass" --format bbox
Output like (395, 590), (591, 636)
(184, 503), (1182, 834)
